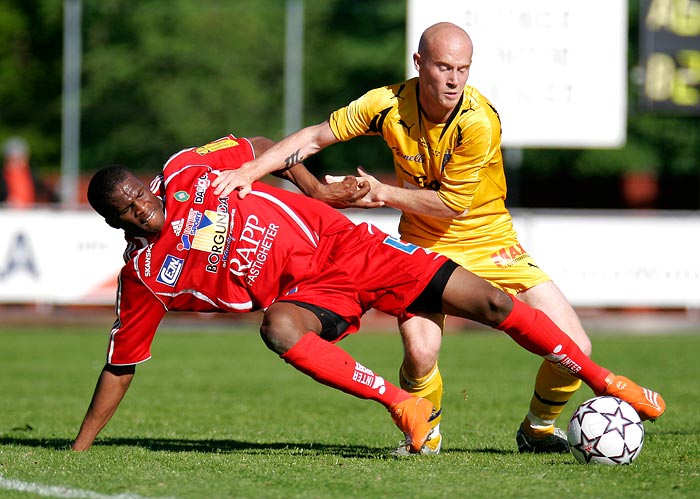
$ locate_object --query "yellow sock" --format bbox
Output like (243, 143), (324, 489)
(399, 363), (443, 428)
(524, 360), (582, 438)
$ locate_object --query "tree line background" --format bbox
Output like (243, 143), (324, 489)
(1, 0), (698, 209)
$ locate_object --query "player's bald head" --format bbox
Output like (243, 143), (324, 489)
(417, 22), (472, 58)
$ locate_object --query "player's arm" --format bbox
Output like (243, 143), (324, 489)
(213, 121), (339, 198)
(284, 168), (378, 209)
(71, 363), (135, 451)
(244, 134), (378, 209)
(70, 274), (159, 451)
(348, 167), (468, 218)
(342, 121), (491, 218)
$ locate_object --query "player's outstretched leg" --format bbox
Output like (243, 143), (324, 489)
(440, 272), (668, 423)
(496, 297), (667, 422)
(279, 332), (435, 453)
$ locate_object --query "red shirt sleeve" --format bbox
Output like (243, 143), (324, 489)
(106, 263), (166, 365)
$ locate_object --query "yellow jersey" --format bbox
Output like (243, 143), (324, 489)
(329, 78), (549, 293)
(329, 77), (516, 246)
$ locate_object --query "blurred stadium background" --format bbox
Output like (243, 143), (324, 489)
(0, 0), (698, 329)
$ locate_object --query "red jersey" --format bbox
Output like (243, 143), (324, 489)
(107, 134), (447, 365)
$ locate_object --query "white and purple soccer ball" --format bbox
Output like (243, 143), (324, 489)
(567, 396), (645, 465)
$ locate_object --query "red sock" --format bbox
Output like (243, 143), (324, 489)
(280, 332), (410, 408)
(497, 296), (610, 393)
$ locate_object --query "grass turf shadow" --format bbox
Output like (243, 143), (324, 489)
(0, 435), (399, 458)
(0, 435), (513, 457)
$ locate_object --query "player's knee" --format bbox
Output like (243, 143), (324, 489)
(260, 313), (300, 355)
(259, 324), (283, 354)
(484, 287), (515, 326)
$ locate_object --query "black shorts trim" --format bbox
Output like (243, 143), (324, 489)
(279, 300), (350, 342)
(406, 259), (459, 314)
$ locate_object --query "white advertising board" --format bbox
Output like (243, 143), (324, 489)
(406, 0), (628, 147)
(0, 209), (126, 304)
(511, 211), (700, 308)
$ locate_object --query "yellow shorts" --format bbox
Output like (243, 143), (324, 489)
(407, 235), (551, 295)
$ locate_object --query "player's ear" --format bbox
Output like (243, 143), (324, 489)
(413, 52), (421, 72)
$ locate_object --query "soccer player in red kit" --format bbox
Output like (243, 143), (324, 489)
(72, 133), (665, 452)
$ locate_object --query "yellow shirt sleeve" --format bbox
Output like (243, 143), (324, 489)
(329, 86), (395, 141)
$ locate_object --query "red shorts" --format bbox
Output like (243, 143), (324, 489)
(279, 222), (449, 338)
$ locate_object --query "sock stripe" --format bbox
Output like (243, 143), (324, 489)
(400, 363), (439, 388)
(533, 390), (568, 406)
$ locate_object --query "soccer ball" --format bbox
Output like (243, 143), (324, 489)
(567, 396), (644, 465)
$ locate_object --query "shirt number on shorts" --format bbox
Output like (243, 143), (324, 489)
(383, 236), (419, 255)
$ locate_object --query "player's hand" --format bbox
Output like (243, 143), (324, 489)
(354, 166), (381, 194)
(314, 175), (378, 209)
(322, 170), (384, 209)
(325, 166), (385, 207)
(212, 165), (255, 198)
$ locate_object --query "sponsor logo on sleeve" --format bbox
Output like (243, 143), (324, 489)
(156, 255), (184, 287)
(195, 137), (239, 155)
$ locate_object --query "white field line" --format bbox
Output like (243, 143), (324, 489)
(0, 475), (176, 499)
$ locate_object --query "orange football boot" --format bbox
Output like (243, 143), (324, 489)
(389, 397), (434, 453)
(599, 374), (666, 421)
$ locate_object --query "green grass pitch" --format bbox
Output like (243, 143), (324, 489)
(0, 324), (698, 498)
